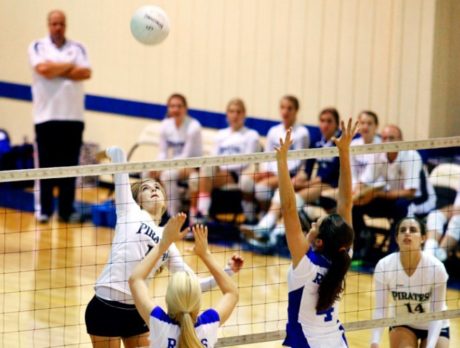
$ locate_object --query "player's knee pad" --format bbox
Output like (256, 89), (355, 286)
(446, 215), (460, 241)
(240, 176), (255, 193)
(295, 193), (305, 210)
(426, 210), (447, 234)
(254, 183), (273, 202)
(188, 171), (199, 192)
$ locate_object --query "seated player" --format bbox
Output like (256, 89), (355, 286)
(241, 108), (340, 241)
(425, 181), (460, 261)
(240, 95), (310, 215)
(190, 98), (260, 223)
(129, 217), (240, 348)
(152, 93), (203, 217)
(352, 125), (436, 255)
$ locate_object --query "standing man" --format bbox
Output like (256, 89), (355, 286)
(28, 10), (91, 223)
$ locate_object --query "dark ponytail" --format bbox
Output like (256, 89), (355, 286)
(315, 214), (354, 312)
(316, 248), (351, 311)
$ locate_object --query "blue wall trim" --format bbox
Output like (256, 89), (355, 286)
(0, 80), (320, 139)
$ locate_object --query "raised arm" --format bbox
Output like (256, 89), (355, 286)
(102, 147), (137, 216)
(129, 213), (188, 324)
(332, 119), (359, 227)
(193, 225), (239, 325)
(276, 128), (309, 267)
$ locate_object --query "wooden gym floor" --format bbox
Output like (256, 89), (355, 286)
(0, 188), (458, 347)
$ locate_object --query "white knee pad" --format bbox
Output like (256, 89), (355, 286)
(254, 183), (274, 202)
(201, 166), (214, 178)
(240, 176), (255, 193)
(188, 171), (199, 192)
(160, 169), (179, 183)
(446, 215), (460, 241)
(426, 210), (447, 234)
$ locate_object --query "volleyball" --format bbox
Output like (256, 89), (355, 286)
(130, 5), (170, 45)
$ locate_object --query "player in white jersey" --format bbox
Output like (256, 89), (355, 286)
(277, 119), (358, 347)
(129, 216), (239, 348)
(85, 147), (243, 348)
(191, 98), (260, 222)
(154, 94), (203, 216)
(371, 217), (450, 348)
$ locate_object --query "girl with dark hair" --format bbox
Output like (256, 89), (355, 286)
(371, 217), (449, 348)
(278, 119), (358, 347)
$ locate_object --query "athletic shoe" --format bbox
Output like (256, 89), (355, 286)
(37, 214), (50, 224)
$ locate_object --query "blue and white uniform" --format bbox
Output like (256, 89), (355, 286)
(149, 306), (220, 348)
(214, 126), (260, 173)
(284, 249), (348, 348)
(305, 132), (341, 187)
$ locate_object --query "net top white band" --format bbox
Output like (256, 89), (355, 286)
(0, 136), (459, 182)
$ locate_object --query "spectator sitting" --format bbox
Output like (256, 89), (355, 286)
(190, 98), (260, 223)
(352, 124), (436, 257)
(239, 95), (310, 216)
(150, 94), (203, 217)
(241, 107), (341, 241)
(425, 182), (460, 261)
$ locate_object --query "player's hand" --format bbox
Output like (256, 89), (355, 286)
(275, 128), (293, 161)
(192, 224), (210, 257)
(160, 213), (188, 249)
(227, 254), (244, 273)
(332, 118), (359, 151)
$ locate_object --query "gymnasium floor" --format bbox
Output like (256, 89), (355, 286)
(0, 187), (459, 347)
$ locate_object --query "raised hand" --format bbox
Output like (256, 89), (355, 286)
(227, 254), (244, 273)
(275, 127), (293, 161)
(332, 118), (359, 152)
(192, 224), (209, 258)
(160, 213), (188, 249)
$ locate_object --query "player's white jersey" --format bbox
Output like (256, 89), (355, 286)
(95, 147), (194, 304)
(350, 136), (381, 185)
(284, 249), (348, 348)
(360, 150), (436, 214)
(374, 252), (449, 330)
(158, 116), (203, 160)
(149, 306), (220, 348)
(214, 126), (260, 173)
(263, 123), (310, 174)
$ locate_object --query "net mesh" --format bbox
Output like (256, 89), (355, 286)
(0, 137), (459, 347)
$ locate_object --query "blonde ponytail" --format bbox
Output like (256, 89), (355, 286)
(166, 271), (202, 348)
(178, 312), (202, 348)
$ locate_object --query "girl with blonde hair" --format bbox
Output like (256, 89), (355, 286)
(129, 214), (240, 347)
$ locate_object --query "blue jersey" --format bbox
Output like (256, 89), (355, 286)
(284, 249), (348, 348)
(305, 132), (341, 187)
(149, 306), (220, 347)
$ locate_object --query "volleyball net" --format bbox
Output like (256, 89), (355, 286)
(1, 136), (460, 347)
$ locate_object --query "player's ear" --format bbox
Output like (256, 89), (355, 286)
(314, 238), (324, 250)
